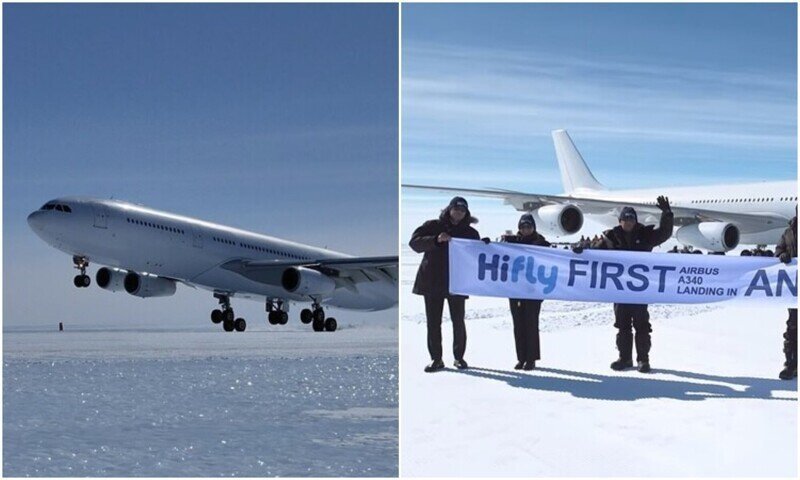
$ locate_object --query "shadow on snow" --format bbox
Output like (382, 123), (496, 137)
(445, 366), (797, 402)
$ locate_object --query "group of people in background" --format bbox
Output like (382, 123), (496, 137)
(740, 246), (776, 257)
(410, 196), (798, 380)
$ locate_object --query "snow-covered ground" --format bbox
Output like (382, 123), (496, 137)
(4, 325), (398, 477)
(400, 245), (797, 477)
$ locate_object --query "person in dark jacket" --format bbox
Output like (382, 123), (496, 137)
(575, 196), (674, 373)
(410, 196), (481, 372)
(775, 211), (797, 380)
(501, 213), (551, 370)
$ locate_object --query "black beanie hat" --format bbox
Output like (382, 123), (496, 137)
(448, 196), (469, 210)
(518, 213), (536, 230)
(619, 206), (638, 222)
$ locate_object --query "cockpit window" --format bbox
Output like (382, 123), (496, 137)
(41, 202), (72, 213)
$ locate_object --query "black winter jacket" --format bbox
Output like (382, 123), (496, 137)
(501, 231), (551, 247)
(591, 212), (674, 252)
(775, 216), (797, 259)
(410, 213), (480, 297)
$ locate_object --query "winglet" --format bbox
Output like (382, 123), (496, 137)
(551, 129), (606, 194)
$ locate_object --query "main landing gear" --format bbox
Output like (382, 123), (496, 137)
(266, 299), (289, 326)
(72, 256), (91, 288)
(304, 302), (336, 332)
(210, 294), (246, 332)
(269, 299), (336, 332)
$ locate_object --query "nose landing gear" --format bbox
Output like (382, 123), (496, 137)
(73, 256), (90, 288)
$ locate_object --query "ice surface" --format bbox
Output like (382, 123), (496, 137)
(4, 328), (398, 477)
(400, 248), (797, 477)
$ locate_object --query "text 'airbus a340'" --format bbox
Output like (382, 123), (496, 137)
(28, 198), (397, 332)
(405, 130), (797, 252)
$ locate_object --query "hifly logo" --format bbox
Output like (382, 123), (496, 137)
(477, 253), (558, 294)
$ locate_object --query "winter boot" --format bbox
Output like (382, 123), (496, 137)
(779, 364), (797, 380)
(522, 360), (536, 371)
(610, 358), (633, 371)
(424, 359), (445, 373)
(514, 361), (524, 370)
(453, 359), (469, 370)
(637, 360), (651, 373)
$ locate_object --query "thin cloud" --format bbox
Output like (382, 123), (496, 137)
(403, 42), (797, 151)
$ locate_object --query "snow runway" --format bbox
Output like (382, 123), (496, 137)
(400, 247), (798, 477)
(4, 328), (398, 477)
(400, 250), (797, 477)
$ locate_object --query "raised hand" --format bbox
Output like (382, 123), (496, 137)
(656, 195), (671, 213)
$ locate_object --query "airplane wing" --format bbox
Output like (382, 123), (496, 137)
(220, 255), (398, 288)
(403, 184), (788, 233)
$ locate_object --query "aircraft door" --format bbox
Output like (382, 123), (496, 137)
(92, 204), (109, 229)
(191, 226), (203, 248)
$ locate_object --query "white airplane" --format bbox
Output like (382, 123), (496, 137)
(27, 197), (397, 332)
(405, 129), (798, 252)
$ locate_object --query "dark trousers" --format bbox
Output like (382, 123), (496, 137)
(424, 295), (466, 362)
(509, 299), (542, 363)
(613, 303), (652, 362)
(784, 309), (797, 367)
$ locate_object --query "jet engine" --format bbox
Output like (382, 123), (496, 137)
(124, 272), (177, 298)
(281, 267), (336, 296)
(95, 267), (127, 292)
(531, 204), (584, 236)
(676, 222), (740, 252)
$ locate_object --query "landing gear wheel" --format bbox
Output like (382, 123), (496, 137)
(279, 311), (289, 325)
(73, 274), (90, 288)
(313, 308), (325, 323)
(224, 309), (235, 322)
(234, 318), (246, 332)
(268, 311), (279, 325)
(211, 309), (223, 324)
(324, 317), (337, 332)
(312, 317), (325, 332)
(222, 318), (235, 332)
(300, 309), (313, 324)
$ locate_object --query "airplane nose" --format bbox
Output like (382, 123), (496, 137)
(27, 210), (44, 232)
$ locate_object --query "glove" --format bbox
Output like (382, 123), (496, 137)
(656, 195), (671, 213)
(481, 237), (491, 244)
(572, 245), (584, 254)
(779, 252), (792, 264)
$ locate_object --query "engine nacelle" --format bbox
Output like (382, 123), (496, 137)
(124, 272), (177, 298)
(281, 267), (336, 296)
(676, 222), (740, 252)
(531, 204), (584, 236)
(96, 267), (127, 292)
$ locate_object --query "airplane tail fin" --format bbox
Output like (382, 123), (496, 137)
(551, 129), (606, 194)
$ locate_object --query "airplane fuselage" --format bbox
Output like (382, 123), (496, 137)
(573, 180), (797, 244)
(27, 197), (397, 311)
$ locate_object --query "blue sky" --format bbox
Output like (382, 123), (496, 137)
(402, 2), (797, 241)
(3, 3), (398, 328)
(402, 4), (797, 192)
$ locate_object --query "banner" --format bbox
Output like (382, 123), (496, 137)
(448, 238), (797, 306)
